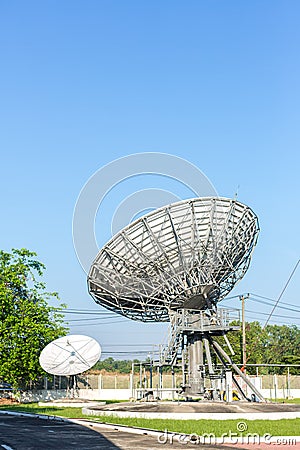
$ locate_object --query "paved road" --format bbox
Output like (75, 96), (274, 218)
(0, 415), (121, 450)
(1, 414), (299, 449)
(0, 414), (211, 449)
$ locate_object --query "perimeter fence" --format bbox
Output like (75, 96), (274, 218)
(13, 371), (300, 392)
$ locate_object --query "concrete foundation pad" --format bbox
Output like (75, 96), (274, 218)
(39, 399), (106, 408)
(82, 401), (300, 420)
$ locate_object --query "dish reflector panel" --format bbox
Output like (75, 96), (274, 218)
(39, 334), (101, 376)
(88, 197), (259, 322)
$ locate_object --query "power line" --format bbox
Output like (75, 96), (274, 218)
(103, 344), (157, 347)
(241, 259), (300, 371)
(70, 320), (128, 326)
(263, 259), (300, 329)
(245, 309), (300, 320)
(62, 310), (120, 316)
(247, 297), (300, 313)
(249, 293), (299, 309)
(101, 351), (150, 355)
(222, 293), (299, 311)
(221, 295), (241, 301)
(65, 307), (300, 325)
(66, 317), (123, 322)
(245, 315), (299, 325)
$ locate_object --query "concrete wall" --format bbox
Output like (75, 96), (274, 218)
(18, 389), (132, 403)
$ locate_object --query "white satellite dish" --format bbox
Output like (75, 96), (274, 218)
(39, 334), (101, 376)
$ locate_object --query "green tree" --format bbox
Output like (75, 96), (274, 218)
(0, 248), (68, 388)
(264, 324), (300, 374)
(92, 357), (179, 374)
(220, 321), (300, 375)
(93, 358), (141, 373)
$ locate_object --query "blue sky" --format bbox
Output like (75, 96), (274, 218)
(1, 1), (299, 358)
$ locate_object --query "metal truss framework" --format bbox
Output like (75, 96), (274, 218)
(159, 307), (241, 366)
(88, 197), (259, 321)
(157, 307), (265, 401)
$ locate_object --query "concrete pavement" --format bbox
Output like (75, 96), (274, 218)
(0, 411), (299, 449)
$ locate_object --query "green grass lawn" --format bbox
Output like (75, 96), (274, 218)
(273, 398), (300, 404)
(0, 403), (299, 436)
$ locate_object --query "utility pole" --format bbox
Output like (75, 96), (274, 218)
(240, 294), (249, 371)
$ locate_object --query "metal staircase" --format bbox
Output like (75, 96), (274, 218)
(159, 330), (182, 366)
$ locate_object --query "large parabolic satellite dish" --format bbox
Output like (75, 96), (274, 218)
(88, 197), (259, 321)
(39, 335), (101, 376)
